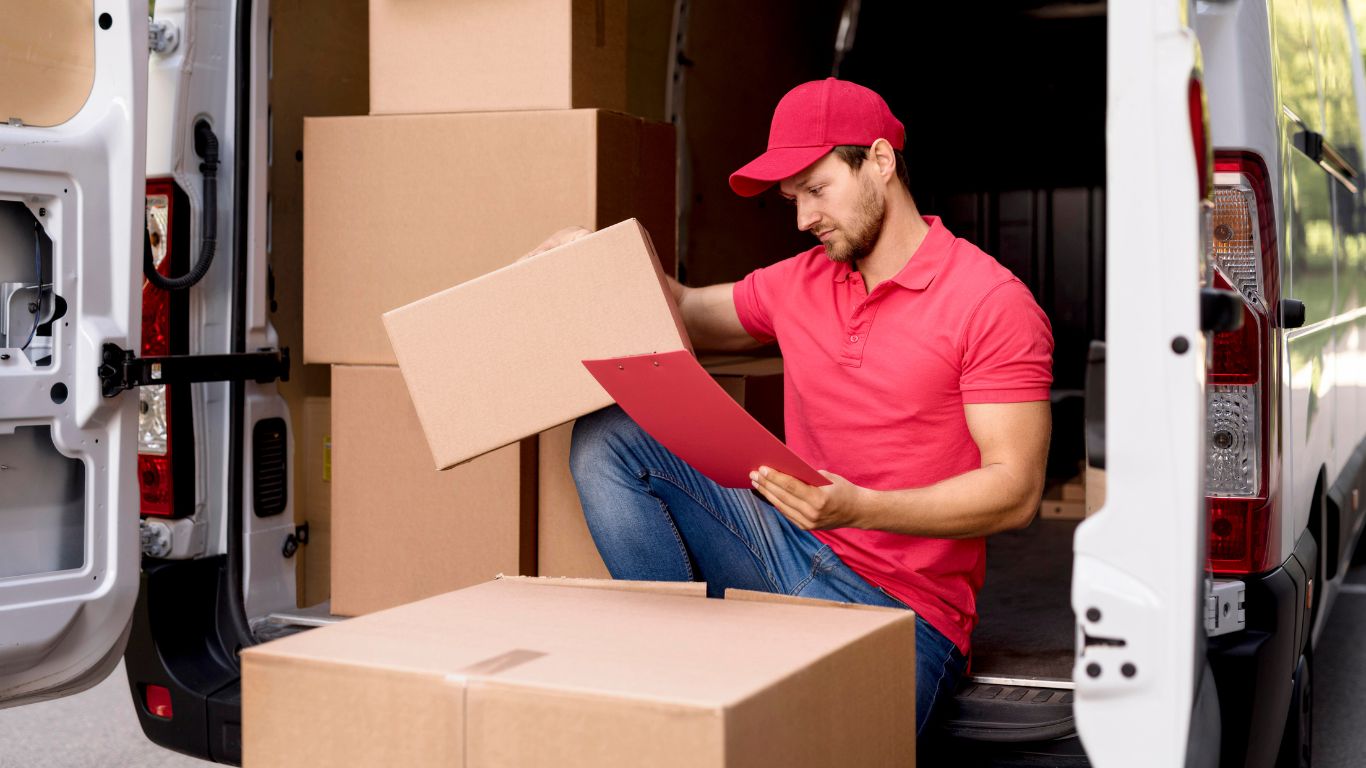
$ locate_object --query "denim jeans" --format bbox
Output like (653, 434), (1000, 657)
(569, 405), (967, 735)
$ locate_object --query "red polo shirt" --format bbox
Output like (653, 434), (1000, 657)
(732, 216), (1053, 654)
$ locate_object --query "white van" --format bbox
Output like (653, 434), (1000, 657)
(3, 1), (1364, 766)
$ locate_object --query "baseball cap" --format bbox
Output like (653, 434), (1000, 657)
(729, 78), (905, 197)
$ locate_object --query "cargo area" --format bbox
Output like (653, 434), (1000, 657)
(268, 0), (1108, 757)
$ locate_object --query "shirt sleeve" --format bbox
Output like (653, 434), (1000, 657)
(731, 258), (795, 345)
(959, 279), (1054, 403)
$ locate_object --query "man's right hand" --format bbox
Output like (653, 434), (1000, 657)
(520, 226), (593, 262)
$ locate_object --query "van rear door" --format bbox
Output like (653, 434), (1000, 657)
(0, 3), (146, 706)
(1072, 1), (1212, 763)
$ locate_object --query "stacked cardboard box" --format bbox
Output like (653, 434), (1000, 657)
(304, 3), (689, 614)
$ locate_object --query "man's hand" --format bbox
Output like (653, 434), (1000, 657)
(519, 226), (592, 263)
(750, 466), (870, 530)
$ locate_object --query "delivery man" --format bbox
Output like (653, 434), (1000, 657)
(529, 78), (1054, 736)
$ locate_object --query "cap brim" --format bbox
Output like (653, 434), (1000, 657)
(728, 145), (833, 197)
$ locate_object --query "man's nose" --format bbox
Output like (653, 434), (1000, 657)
(796, 203), (820, 233)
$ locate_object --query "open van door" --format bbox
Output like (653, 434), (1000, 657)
(1072, 1), (1217, 764)
(0, 3), (147, 706)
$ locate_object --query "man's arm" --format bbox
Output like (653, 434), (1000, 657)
(750, 400), (1051, 538)
(526, 226), (762, 352)
(665, 275), (764, 352)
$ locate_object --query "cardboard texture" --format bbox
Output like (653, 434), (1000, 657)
(1086, 465), (1106, 517)
(368, 0), (627, 115)
(383, 219), (690, 471)
(329, 366), (536, 616)
(303, 109), (675, 366)
(0, 1), (94, 127)
(242, 578), (917, 767)
(298, 397), (333, 607)
(537, 423), (612, 579)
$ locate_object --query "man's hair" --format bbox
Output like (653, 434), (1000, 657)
(832, 145), (911, 193)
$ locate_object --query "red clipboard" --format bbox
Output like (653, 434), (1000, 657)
(582, 350), (829, 489)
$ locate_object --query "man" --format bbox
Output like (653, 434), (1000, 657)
(531, 78), (1053, 735)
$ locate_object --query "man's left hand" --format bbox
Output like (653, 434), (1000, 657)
(750, 466), (870, 530)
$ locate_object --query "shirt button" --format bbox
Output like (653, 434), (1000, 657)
(849, 335), (859, 343)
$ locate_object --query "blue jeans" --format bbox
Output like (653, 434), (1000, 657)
(569, 405), (967, 735)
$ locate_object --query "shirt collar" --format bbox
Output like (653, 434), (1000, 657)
(834, 216), (953, 290)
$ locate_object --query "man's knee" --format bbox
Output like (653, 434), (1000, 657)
(569, 405), (638, 480)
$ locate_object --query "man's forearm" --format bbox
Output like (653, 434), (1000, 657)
(665, 273), (688, 305)
(857, 464), (1042, 539)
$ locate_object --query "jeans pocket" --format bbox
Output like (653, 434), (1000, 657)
(811, 544), (838, 574)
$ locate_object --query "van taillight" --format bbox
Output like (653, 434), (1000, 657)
(141, 180), (175, 517)
(1206, 152), (1279, 574)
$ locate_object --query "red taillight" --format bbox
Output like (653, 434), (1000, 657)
(1206, 152), (1280, 574)
(143, 684), (173, 719)
(141, 179), (175, 517)
(1208, 272), (1262, 387)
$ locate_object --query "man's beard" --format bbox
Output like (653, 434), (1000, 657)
(824, 176), (886, 264)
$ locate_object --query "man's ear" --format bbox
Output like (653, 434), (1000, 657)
(870, 138), (897, 185)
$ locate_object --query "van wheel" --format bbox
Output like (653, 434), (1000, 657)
(1275, 653), (1312, 768)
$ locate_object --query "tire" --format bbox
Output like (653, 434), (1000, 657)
(1275, 653), (1312, 768)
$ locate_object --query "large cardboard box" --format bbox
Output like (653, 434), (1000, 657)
(243, 577), (917, 767)
(383, 219), (691, 471)
(303, 110), (675, 367)
(369, 0), (627, 115)
(330, 366), (536, 616)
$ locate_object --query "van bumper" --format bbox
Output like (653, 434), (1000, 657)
(1205, 530), (1315, 768)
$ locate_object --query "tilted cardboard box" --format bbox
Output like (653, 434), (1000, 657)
(242, 577), (917, 767)
(303, 110), (675, 366)
(383, 219), (691, 471)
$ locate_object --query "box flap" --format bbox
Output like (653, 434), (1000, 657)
(495, 574), (707, 598)
(723, 588), (910, 614)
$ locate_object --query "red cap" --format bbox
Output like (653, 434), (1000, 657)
(729, 78), (905, 197)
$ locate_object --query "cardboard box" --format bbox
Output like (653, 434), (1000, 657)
(383, 219), (691, 471)
(369, 0), (627, 115)
(243, 577), (917, 767)
(297, 396), (333, 608)
(330, 366), (536, 616)
(303, 109), (676, 366)
(702, 355), (785, 441)
(1085, 465), (1106, 517)
(537, 423), (612, 580)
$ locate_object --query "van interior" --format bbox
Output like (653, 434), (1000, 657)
(661, 0), (1105, 752)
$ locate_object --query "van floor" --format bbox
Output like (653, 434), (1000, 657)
(971, 518), (1079, 683)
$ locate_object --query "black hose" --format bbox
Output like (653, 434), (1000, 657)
(144, 120), (218, 291)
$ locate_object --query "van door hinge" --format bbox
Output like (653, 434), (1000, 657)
(99, 343), (290, 398)
(1205, 579), (1245, 636)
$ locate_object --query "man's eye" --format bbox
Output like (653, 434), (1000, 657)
(809, 186), (823, 196)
